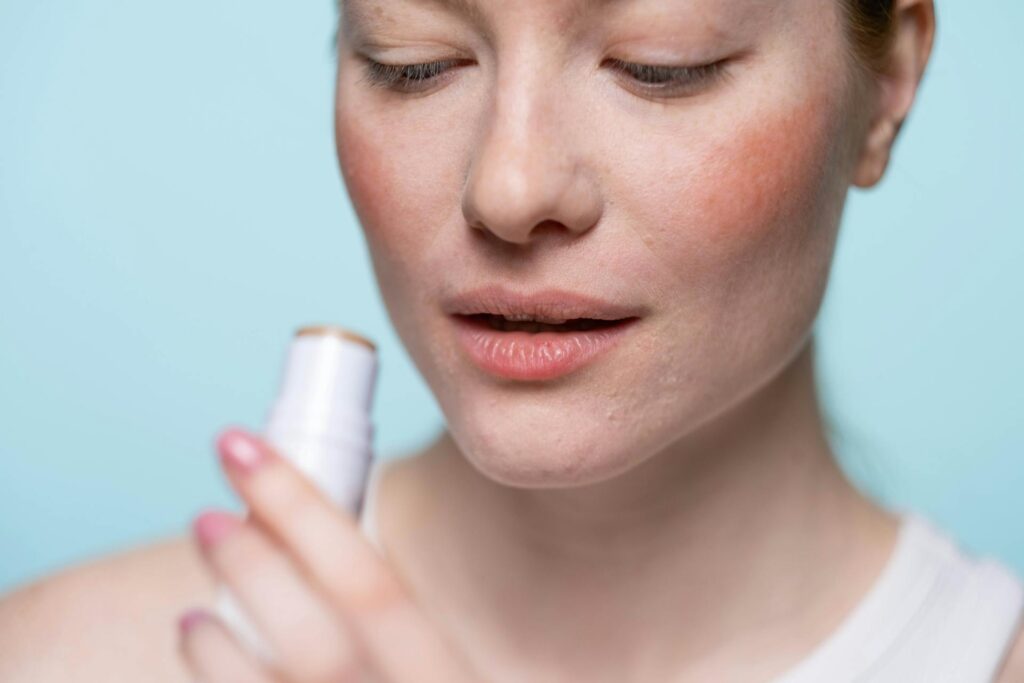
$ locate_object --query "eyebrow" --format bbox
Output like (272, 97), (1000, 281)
(345, 0), (608, 28)
(341, 0), (488, 27)
(413, 0), (489, 23)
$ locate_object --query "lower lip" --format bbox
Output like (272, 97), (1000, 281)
(450, 315), (639, 381)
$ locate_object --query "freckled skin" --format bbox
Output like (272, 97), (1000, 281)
(335, 0), (867, 486)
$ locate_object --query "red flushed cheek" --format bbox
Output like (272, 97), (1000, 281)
(336, 101), (469, 249)
(618, 96), (848, 287)
(336, 114), (401, 244)
(334, 110), (430, 322)
(690, 99), (841, 251)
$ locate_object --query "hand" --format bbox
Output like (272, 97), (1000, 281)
(176, 426), (481, 683)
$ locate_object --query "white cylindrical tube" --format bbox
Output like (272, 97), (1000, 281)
(214, 324), (379, 662)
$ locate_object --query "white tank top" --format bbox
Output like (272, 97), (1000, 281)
(358, 458), (1024, 681)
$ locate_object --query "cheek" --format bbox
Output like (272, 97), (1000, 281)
(335, 110), (431, 358)
(335, 106), (456, 294)
(586, 98), (852, 449)
(696, 101), (837, 246)
(336, 113), (424, 253)
(610, 94), (850, 301)
(336, 114), (393, 239)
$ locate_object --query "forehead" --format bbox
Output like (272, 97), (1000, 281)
(341, 0), (783, 27)
(342, 0), (589, 22)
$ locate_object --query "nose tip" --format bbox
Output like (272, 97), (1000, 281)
(462, 166), (602, 245)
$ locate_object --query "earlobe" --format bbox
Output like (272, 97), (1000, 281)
(852, 116), (897, 189)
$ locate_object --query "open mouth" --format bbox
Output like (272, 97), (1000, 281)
(456, 313), (634, 333)
(449, 311), (640, 380)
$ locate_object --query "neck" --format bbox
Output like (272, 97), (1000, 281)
(385, 338), (899, 681)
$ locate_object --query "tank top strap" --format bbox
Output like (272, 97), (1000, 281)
(772, 510), (1024, 682)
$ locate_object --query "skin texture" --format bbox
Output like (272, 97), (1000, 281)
(336, 0), (860, 490)
(11, 1), (1023, 682)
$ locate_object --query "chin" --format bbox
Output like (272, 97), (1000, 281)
(443, 400), (658, 489)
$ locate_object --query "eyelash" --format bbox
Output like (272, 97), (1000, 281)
(360, 58), (465, 93)
(604, 58), (727, 95)
(358, 56), (727, 98)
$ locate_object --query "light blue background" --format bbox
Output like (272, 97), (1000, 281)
(1, 1), (1021, 592)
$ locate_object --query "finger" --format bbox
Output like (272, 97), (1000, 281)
(215, 427), (478, 683)
(192, 509), (368, 683)
(178, 608), (277, 683)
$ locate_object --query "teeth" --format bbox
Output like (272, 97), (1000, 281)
(500, 313), (568, 324)
(485, 316), (545, 332)
(482, 315), (617, 333)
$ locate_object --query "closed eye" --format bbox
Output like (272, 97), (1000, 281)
(358, 57), (466, 93)
(356, 55), (730, 99)
(604, 58), (729, 98)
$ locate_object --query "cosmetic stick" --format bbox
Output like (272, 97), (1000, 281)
(214, 324), (378, 661)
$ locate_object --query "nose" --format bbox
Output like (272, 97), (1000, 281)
(461, 69), (603, 246)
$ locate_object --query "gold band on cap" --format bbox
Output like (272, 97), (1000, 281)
(295, 324), (377, 351)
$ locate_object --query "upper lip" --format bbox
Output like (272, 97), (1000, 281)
(442, 284), (645, 324)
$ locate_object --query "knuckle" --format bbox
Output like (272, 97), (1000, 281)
(259, 464), (322, 526)
(287, 641), (366, 683)
(346, 567), (409, 614)
(212, 527), (272, 582)
(318, 657), (366, 683)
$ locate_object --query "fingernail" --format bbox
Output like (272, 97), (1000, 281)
(178, 608), (209, 635)
(216, 427), (268, 474)
(193, 509), (239, 548)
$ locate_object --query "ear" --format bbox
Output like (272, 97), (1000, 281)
(852, 0), (937, 188)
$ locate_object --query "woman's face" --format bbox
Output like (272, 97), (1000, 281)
(335, 0), (871, 487)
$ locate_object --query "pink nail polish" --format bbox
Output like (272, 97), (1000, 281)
(216, 427), (268, 474)
(178, 609), (208, 635)
(193, 510), (239, 548)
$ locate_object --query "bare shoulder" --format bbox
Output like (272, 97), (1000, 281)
(995, 622), (1024, 683)
(0, 535), (215, 683)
